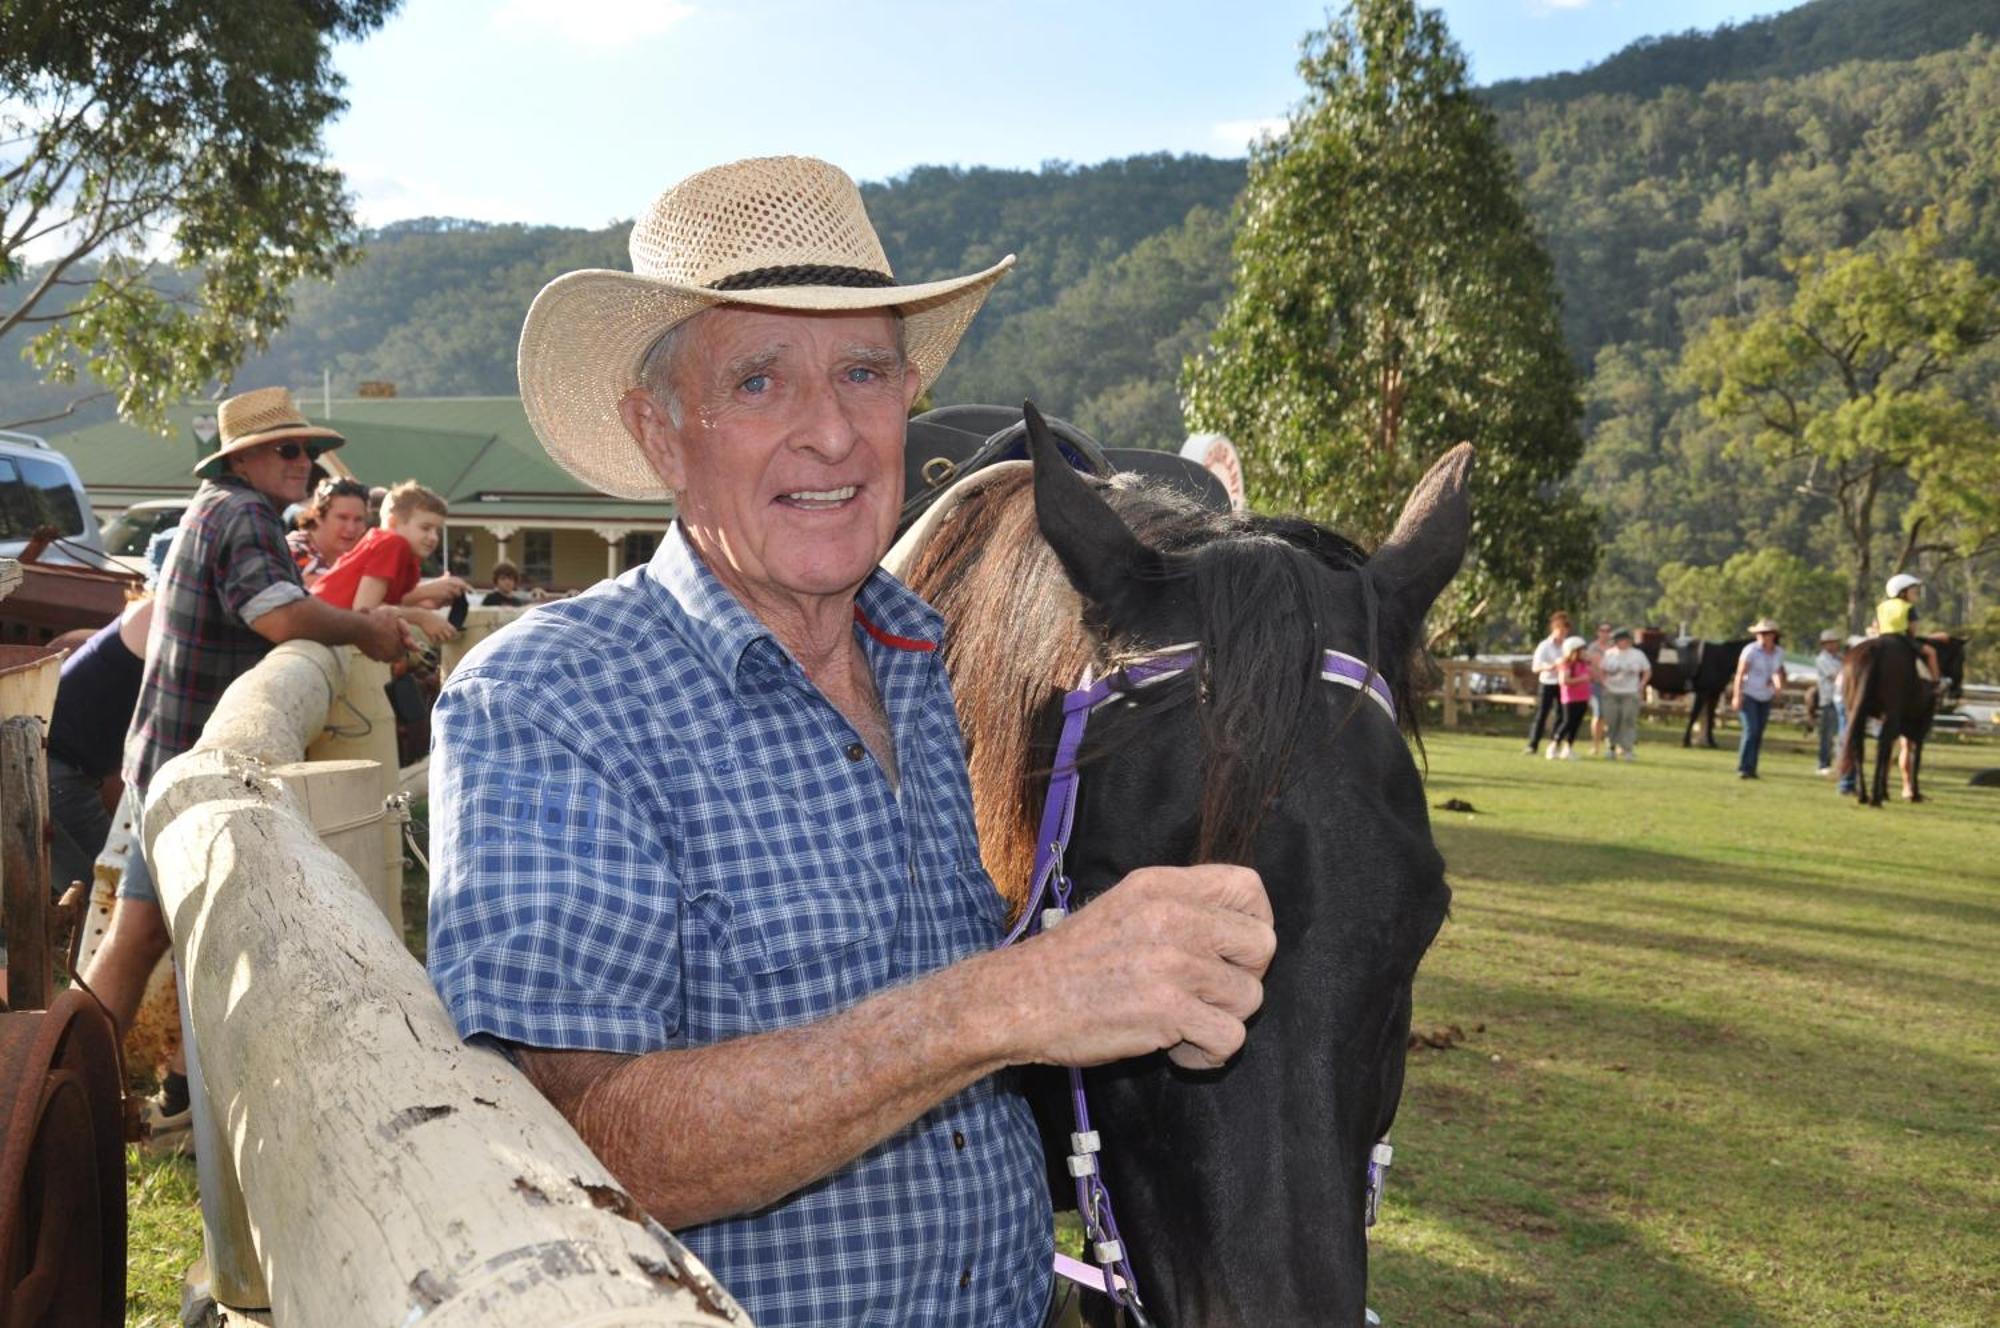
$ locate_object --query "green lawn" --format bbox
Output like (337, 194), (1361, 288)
(1373, 720), (1999, 1327)
(126, 722), (1998, 1325)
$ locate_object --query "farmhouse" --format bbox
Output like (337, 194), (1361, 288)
(47, 395), (673, 590)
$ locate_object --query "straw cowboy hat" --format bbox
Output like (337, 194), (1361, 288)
(194, 387), (344, 479)
(518, 155), (1015, 501)
(1747, 618), (1781, 634)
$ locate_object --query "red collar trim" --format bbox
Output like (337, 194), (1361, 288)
(854, 605), (936, 653)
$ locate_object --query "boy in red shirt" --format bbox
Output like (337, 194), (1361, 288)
(313, 481), (469, 641)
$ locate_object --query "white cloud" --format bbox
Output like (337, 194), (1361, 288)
(1211, 117), (1288, 151)
(1531, 0), (1596, 12)
(343, 167), (549, 228)
(492, 0), (696, 49)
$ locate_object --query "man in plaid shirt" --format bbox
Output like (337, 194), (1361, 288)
(84, 387), (408, 1076)
(430, 159), (1277, 1326)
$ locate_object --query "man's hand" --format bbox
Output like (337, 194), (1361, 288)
(999, 864), (1275, 1071)
(1730, 690), (1743, 712)
(358, 606), (412, 662)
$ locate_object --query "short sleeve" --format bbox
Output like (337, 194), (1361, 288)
(426, 671), (685, 1055)
(216, 503), (306, 626)
(356, 533), (418, 598)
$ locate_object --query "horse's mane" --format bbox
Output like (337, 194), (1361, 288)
(901, 466), (1414, 910)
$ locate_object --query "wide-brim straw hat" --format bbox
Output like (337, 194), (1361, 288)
(1747, 618), (1781, 634)
(518, 155), (1015, 501)
(194, 386), (344, 479)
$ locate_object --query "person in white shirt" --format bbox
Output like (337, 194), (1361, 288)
(1731, 619), (1788, 780)
(1598, 627), (1652, 760)
(1524, 611), (1573, 755)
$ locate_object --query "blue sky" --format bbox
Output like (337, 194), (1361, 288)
(328, 0), (1800, 230)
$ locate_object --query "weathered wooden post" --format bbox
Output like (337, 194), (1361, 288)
(145, 640), (746, 1325)
(1, 716), (52, 1011)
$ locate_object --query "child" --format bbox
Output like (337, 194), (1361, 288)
(1874, 573), (1942, 684)
(480, 561), (529, 607)
(1547, 634), (1592, 760)
(313, 480), (469, 642)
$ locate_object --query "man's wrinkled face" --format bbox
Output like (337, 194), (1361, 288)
(231, 439), (315, 507)
(627, 306), (917, 617)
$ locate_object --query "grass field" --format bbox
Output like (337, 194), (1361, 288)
(124, 720), (1998, 1325)
(1373, 719), (1999, 1327)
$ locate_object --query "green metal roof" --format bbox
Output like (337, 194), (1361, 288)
(44, 396), (672, 521)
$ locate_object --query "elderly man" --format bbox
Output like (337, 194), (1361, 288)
(84, 387), (409, 1141)
(427, 157), (1274, 1327)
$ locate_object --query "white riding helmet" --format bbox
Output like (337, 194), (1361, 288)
(1885, 573), (1923, 598)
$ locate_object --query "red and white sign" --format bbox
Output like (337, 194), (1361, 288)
(1180, 433), (1246, 512)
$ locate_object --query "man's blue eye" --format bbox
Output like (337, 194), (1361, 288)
(845, 366), (878, 383)
(742, 374), (769, 393)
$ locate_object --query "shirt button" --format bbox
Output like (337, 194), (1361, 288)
(844, 742), (866, 762)
(959, 1268), (972, 1290)
(952, 1129), (966, 1150)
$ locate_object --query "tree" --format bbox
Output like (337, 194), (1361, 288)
(1650, 547), (1847, 641)
(1182, 0), (1595, 645)
(0, 0), (401, 431)
(1681, 213), (2000, 632)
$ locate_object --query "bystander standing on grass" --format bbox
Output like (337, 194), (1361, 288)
(1731, 618), (1787, 780)
(1598, 626), (1650, 760)
(1525, 611), (1572, 755)
(1547, 634), (1592, 760)
(1814, 627), (1846, 776)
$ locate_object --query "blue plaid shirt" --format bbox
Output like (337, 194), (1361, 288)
(427, 526), (1051, 1327)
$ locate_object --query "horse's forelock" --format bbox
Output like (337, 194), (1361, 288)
(901, 468), (1415, 905)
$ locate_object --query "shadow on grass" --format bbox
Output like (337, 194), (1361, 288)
(1432, 820), (2000, 932)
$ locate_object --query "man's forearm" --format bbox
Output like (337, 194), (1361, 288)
(253, 594), (380, 647)
(525, 947), (1021, 1229)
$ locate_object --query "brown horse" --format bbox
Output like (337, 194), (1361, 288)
(1839, 634), (1966, 806)
(891, 412), (1469, 1326)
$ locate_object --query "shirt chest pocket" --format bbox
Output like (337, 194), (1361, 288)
(722, 877), (891, 1032)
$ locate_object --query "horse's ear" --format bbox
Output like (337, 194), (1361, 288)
(1027, 400), (1174, 633)
(1371, 443), (1473, 620)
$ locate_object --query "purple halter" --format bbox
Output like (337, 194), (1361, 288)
(1001, 645), (1399, 1317)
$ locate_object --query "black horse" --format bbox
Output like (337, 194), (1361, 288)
(1840, 634), (1967, 806)
(894, 410), (1469, 1326)
(1639, 635), (1748, 748)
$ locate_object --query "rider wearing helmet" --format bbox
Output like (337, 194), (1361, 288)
(1875, 573), (1941, 684)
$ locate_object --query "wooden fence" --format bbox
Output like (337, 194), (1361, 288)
(141, 636), (748, 1326)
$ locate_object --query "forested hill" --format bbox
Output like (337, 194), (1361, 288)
(7, 0), (1999, 642)
(1479, 0), (1995, 111)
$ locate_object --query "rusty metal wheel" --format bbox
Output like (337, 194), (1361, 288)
(0, 988), (125, 1326)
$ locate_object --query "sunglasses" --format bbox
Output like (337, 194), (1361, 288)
(269, 440), (326, 461)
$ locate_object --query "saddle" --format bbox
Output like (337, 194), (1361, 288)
(896, 403), (1230, 542)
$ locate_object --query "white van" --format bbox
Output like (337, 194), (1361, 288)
(0, 430), (108, 566)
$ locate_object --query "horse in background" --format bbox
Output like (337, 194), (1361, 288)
(893, 408), (1470, 1326)
(1639, 635), (1748, 748)
(1839, 634), (1967, 806)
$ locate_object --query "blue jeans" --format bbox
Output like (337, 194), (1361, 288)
(1737, 696), (1772, 775)
(1818, 700), (1844, 770)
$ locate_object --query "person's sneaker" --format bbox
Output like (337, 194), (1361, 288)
(139, 1097), (193, 1158)
(1815, 766), (1832, 776)
(1543, 745), (1557, 760)
(1737, 771), (1758, 780)
(1523, 745), (1538, 756)
(1623, 751), (1637, 762)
